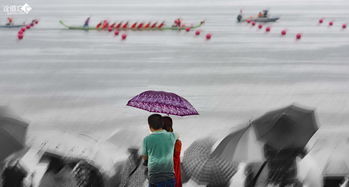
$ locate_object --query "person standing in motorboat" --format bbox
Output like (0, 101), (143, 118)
(237, 9), (243, 22)
(263, 10), (269, 18)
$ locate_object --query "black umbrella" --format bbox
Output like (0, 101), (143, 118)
(0, 107), (28, 162)
(252, 105), (318, 150)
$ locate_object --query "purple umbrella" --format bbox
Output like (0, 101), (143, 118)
(127, 90), (199, 116)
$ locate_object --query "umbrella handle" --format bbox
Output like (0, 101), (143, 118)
(251, 161), (268, 186)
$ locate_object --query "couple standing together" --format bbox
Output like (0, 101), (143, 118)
(142, 114), (182, 187)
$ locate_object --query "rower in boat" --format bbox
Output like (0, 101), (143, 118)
(122, 22), (129, 29)
(137, 22), (144, 30)
(174, 18), (182, 27)
(83, 17), (90, 28)
(6, 17), (14, 26)
(102, 20), (109, 29)
(96, 21), (102, 29)
(131, 22), (138, 29)
(151, 22), (158, 29)
(158, 21), (165, 29)
(115, 22), (122, 29)
(144, 22), (151, 29)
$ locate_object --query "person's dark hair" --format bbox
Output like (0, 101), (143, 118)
(296, 148), (308, 159)
(148, 114), (163, 130)
(162, 116), (173, 132)
(46, 156), (65, 174)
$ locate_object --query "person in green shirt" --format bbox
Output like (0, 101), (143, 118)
(142, 114), (177, 187)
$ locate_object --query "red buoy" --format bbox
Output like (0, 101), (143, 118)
(20, 27), (26, 32)
(318, 19), (324, 24)
(342, 24), (347, 29)
(30, 23), (34, 27)
(329, 21), (333, 26)
(108, 26), (113, 32)
(265, 27), (271, 32)
(251, 22), (256, 26)
(17, 33), (24, 40)
(121, 33), (127, 40)
(206, 33), (212, 40)
(246, 19), (251, 24)
(35, 20), (39, 24)
(18, 30), (24, 35)
(185, 27), (191, 32)
(26, 25), (31, 29)
(258, 24), (263, 29)
(296, 33), (302, 40)
(114, 30), (120, 36)
(195, 30), (201, 36)
(281, 30), (287, 36)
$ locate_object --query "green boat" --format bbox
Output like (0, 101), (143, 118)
(59, 20), (205, 31)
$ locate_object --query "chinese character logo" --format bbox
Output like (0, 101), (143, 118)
(3, 3), (32, 15)
(21, 3), (32, 14)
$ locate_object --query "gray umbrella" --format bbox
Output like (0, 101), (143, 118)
(192, 156), (237, 186)
(182, 138), (215, 180)
(182, 138), (237, 186)
(211, 124), (264, 163)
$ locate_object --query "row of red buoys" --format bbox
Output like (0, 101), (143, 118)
(318, 18), (347, 29)
(245, 19), (303, 40)
(192, 29), (212, 40)
(17, 19), (39, 40)
(113, 30), (127, 40)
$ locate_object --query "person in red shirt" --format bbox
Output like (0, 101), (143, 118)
(162, 116), (182, 187)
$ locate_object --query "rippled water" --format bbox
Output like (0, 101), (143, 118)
(0, 0), (349, 151)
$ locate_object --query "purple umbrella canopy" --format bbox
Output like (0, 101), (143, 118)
(127, 90), (199, 116)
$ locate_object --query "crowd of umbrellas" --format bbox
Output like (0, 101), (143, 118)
(1, 90), (348, 187)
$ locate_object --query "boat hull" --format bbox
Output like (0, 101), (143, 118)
(0, 25), (25, 28)
(59, 20), (204, 31)
(251, 17), (280, 23)
(239, 17), (280, 23)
